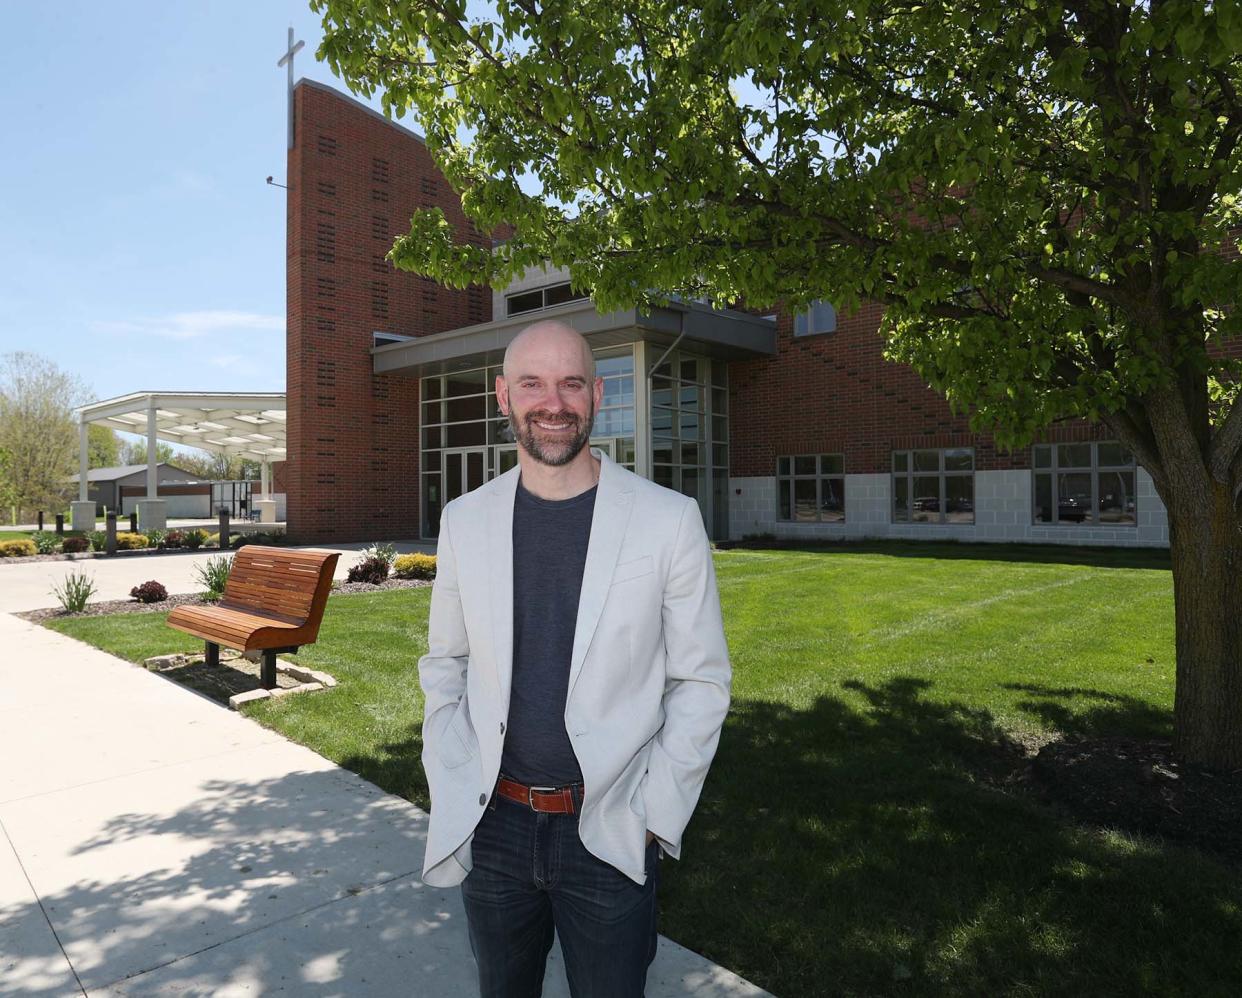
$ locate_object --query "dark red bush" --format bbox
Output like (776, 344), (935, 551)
(61, 536), (90, 553)
(129, 580), (169, 603)
(346, 555), (389, 585)
(162, 530), (186, 549)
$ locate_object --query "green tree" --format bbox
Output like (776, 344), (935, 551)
(174, 449), (261, 481)
(87, 424), (121, 469)
(316, 0), (1242, 767)
(119, 439), (176, 467)
(0, 352), (87, 520)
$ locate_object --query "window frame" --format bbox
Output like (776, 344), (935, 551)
(505, 281), (588, 317)
(1031, 441), (1137, 527)
(891, 448), (976, 524)
(776, 453), (846, 523)
(792, 300), (837, 337)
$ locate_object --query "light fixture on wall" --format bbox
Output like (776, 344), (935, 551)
(266, 176), (289, 190)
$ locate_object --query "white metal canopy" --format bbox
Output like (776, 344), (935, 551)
(73, 391), (287, 514)
(77, 392), (286, 462)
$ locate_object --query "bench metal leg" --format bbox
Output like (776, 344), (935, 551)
(205, 642), (219, 668)
(261, 650), (277, 690)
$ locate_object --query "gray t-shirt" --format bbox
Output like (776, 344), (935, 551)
(498, 477), (597, 786)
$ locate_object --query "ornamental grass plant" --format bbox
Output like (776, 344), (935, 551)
(50, 570), (97, 613)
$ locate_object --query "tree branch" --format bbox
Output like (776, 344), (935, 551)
(1208, 390), (1242, 484)
(1101, 407), (1167, 493)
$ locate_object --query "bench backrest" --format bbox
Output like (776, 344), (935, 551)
(220, 547), (339, 635)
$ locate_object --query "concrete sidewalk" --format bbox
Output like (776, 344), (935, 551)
(0, 615), (769, 996)
(0, 542), (434, 616)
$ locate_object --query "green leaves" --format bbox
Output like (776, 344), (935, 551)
(315, 0), (1241, 449)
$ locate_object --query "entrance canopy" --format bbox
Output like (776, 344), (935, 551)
(371, 297), (776, 377)
(77, 392), (287, 462)
(71, 392), (287, 529)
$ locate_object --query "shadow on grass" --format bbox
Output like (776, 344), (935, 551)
(1001, 681), (1173, 740)
(10, 670), (1237, 996)
(662, 677), (1240, 997)
(722, 538), (1172, 572)
(323, 676), (1237, 996)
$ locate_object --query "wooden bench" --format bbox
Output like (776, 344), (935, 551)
(167, 547), (340, 689)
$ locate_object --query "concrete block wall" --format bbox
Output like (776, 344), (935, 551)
(729, 469), (1169, 548)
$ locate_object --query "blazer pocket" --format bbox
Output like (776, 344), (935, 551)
(437, 710), (475, 770)
(611, 555), (654, 586)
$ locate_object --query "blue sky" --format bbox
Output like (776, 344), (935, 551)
(0, 2), (386, 414)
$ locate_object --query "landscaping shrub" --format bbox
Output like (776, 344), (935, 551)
(51, 570), (96, 613)
(115, 532), (149, 550)
(61, 536), (91, 554)
(0, 539), (37, 557)
(363, 542), (398, 568)
(195, 555), (233, 601)
(346, 554), (390, 584)
(183, 529), (208, 550)
(129, 580), (169, 603)
(87, 530), (107, 552)
(232, 530), (286, 549)
(393, 553), (437, 580)
(205, 532), (220, 548)
(161, 529), (186, 549)
(145, 528), (167, 549)
(31, 531), (60, 554)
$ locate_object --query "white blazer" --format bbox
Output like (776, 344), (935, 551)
(419, 448), (732, 888)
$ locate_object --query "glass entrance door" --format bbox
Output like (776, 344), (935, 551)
(492, 445), (518, 479)
(445, 448), (487, 504)
(589, 437), (617, 460)
(490, 439), (614, 482)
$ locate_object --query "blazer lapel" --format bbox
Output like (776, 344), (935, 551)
(486, 465), (520, 709)
(567, 450), (634, 700)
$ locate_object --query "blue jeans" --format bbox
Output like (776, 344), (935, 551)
(460, 785), (660, 997)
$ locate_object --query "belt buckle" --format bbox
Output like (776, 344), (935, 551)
(527, 785), (558, 810)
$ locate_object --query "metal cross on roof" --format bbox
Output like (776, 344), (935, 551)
(278, 26), (305, 150)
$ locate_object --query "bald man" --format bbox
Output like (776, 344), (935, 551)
(418, 320), (732, 997)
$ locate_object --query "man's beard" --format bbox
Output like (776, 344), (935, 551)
(509, 402), (594, 467)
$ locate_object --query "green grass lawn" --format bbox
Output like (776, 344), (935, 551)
(46, 543), (1242, 997)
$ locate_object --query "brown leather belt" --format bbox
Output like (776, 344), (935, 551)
(496, 776), (582, 814)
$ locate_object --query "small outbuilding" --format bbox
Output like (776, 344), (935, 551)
(71, 392), (286, 532)
(68, 462), (199, 516)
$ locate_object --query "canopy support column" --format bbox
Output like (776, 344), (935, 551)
(70, 417), (94, 531)
(136, 399), (167, 530)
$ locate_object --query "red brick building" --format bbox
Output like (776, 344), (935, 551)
(283, 81), (1167, 549)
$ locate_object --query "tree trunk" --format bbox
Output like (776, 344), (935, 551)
(1167, 482), (1242, 771)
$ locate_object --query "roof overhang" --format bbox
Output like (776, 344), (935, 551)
(371, 298), (777, 377)
(76, 392), (287, 462)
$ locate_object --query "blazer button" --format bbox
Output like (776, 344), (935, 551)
(479, 793), (487, 806)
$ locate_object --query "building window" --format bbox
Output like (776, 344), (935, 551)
(777, 454), (845, 522)
(793, 301), (836, 337)
(419, 346), (636, 537)
(650, 350), (730, 538)
(505, 282), (588, 317)
(1032, 442), (1136, 525)
(892, 449), (975, 523)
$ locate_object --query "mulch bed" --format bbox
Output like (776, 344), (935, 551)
(0, 548), (228, 566)
(1030, 736), (1242, 863)
(18, 592), (212, 623)
(18, 577), (432, 624)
